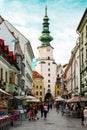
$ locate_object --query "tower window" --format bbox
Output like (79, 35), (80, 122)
(48, 63), (50, 65)
(48, 80), (50, 83)
(48, 57), (50, 60)
(48, 84), (50, 88)
(48, 73), (50, 76)
(48, 68), (50, 71)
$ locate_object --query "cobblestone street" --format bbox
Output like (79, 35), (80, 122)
(9, 107), (87, 130)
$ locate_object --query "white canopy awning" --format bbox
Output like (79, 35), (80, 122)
(0, 88), (11, 96)
(55, 96), (65, 101)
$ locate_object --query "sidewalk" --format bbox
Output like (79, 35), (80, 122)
(9, 107), (87, 130)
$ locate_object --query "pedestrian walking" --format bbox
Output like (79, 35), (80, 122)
(83, 106), (87, 126)
(59, 104), (65, 115)
(56, 101), (60, 113)
(27, 104), (33, 121)
(43, 102), (48, 120)
(80, 105), (84, 126)
(40, 102), (44, 117)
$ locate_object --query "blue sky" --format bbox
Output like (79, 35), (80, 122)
(0, 0), (87, 67)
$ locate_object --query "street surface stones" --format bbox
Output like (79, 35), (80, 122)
(9, 107), (87, 130)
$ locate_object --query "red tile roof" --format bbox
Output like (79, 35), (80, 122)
(0, 39), (16, 64)
(4, 45), (9, 52)
(13, 55), (16, 61)
(0, 39), (4, 46)
(33, 71), (44, 79)
(7, 51), (13, 57)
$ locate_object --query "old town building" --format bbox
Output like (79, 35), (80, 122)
(0, 16), (34, 95)
(55, 64), (62, 98)
(77, 8), (87, 97)
(32, 71), (45, 101)
(0, 39), (19, 94)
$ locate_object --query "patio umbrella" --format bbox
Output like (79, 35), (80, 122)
(0, 88), (11, 99)
(26, 98), (40, 102)
(14, 96), (24, 100)
(22, 95), (35, 100)
(67, 96), (87, 103)
(0, 88), (11, 96)
(55, 96), (65, 101)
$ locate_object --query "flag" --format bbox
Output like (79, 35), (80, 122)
(63, 73), (67, 79)
(63, 63), (68, 68)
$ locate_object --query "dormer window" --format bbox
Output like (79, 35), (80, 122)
(48, 57), (50, 60)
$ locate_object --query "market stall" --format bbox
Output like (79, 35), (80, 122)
(66, 96), (87, 118)
(0, 89), (11, 130)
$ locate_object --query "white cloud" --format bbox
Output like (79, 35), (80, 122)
(0, 0), (87, 65)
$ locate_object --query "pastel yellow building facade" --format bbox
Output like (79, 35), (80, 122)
(32, 71), (45, 101)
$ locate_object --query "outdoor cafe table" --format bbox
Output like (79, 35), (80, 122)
(69, 110), (81, 118)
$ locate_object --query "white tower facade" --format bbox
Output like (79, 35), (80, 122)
(35, 7), (57, 100)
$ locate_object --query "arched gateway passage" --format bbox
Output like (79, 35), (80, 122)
(45, 92), (53, 101)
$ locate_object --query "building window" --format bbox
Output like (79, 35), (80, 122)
(1, 68), (3, 80)
(86, 26), (87, 38)
(48, 57), (50, 60)
(48, 73), (50, 76)
(36, 85), (38, 89)
(86, 43), (87, 59)
(5, 71), (7, 82)
(57, 91), (59, 95)
(36, 91), (38, 95)
(48, 89), (51, 92)
(48, 68), (50, 71)
(40, 97), (42, 101)
(40, 92), (42, 96)
(48, 63), (50, 65)
(82, 32), (83, 43)
(48, 80), (50, 83)
(48, 84), (50, 88)
(57, 85), (59, 89)
(40, 86), (42, 89)
(82, 52), (84, 66)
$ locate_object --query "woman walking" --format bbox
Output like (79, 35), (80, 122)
(43, 102), (48, 120)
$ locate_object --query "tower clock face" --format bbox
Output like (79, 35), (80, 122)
(47, 48), (50, 51)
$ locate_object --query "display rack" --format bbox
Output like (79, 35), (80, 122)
(0, 89), (11, 130)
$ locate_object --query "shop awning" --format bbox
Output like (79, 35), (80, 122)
(67, 96), (87, 103)
(0, 88), (11, 96)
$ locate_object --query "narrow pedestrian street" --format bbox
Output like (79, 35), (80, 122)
(9, 107), (87, 130)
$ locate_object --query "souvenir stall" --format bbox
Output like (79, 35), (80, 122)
(9, 96), (23, 126)
(0, 89), (11, 130)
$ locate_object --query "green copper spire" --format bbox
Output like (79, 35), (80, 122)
(39, 6), (53, 46)
(45, 5), (47, 16)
